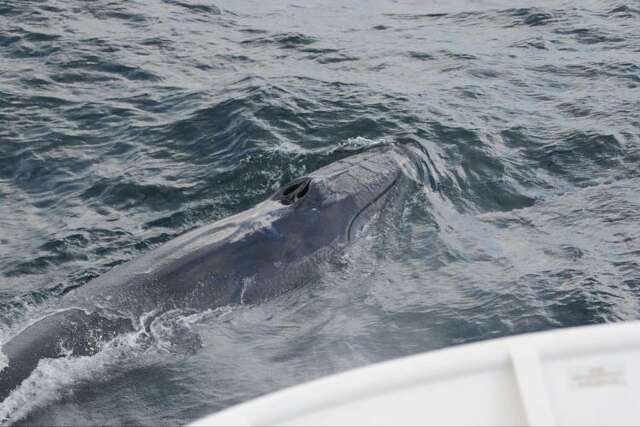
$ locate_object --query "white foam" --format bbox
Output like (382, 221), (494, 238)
(0, 306), (230, 425)
(336, 136), (388, 151)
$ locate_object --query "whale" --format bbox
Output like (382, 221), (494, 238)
(0, 147), (411, 402)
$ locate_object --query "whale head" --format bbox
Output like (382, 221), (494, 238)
(270, 147), (408, 246)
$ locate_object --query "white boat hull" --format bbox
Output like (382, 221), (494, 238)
(190, 321), (640, 426)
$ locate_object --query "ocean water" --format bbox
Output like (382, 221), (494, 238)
(1, 0), (639, 424)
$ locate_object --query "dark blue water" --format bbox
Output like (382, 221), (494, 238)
(1, 0), (639, 424)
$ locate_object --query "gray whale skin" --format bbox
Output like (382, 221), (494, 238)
(0, 147), (410, 401)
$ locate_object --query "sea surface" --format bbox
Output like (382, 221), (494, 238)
(1, 0), (639, 424)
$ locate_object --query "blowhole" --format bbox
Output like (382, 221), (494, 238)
(278, 178), (311, 205)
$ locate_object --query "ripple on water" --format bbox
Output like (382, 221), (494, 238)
(1, 0), (639, 425)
